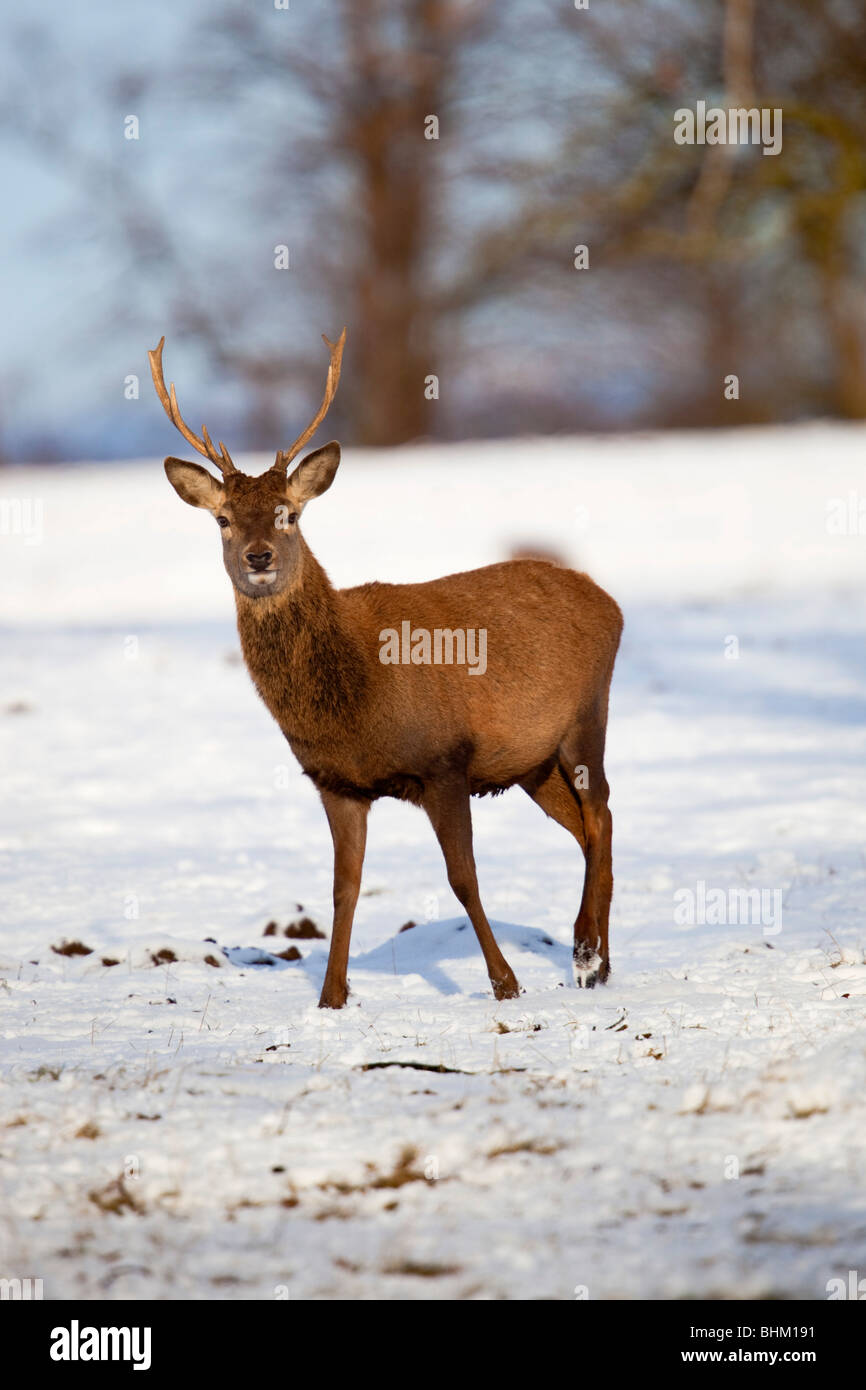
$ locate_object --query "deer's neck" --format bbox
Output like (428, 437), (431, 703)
(235, 542), (368, 751)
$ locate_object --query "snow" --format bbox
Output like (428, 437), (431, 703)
(1, 423), (865, 1300)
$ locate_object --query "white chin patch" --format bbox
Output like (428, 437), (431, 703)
(573, 951), (602, 988)
(246, 571), (277, 587)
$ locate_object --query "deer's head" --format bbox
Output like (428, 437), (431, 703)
(149, 330), (346, 600)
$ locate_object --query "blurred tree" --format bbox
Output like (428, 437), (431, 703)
(1, 3), (497, 452)
(459, 0), (866, 423)
(197, 0), (495, 446)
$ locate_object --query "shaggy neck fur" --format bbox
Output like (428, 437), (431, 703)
(234, 538), (369, 751)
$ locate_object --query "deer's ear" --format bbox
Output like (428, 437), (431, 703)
(287, 442), (341, 505)
(164, 458), (224, 510)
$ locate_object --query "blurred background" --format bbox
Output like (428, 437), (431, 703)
(0, 0), (865, 463)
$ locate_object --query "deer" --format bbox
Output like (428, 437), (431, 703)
(149, 329), (623, 1009)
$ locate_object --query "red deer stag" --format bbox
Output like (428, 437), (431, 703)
(149, 330), (622, 1008)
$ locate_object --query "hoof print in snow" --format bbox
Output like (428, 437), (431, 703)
(51, 940), (93, 957)
(223, 945), (300, 968)
(150, 948), (177, 966)
(89, 1178), (143, 1216)
(284, 916), (325, 939)
(225, 946), (278, 967)
(264, 912), (325, 939)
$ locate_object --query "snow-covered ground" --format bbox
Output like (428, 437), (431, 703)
(1, 424), (865, 1300)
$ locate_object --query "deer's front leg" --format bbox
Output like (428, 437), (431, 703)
(318, 790), (370, 1009)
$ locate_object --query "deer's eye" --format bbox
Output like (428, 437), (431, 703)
(287, 512), (298, 525)
(217, 516), (230, 529)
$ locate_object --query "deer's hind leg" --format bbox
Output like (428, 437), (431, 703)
(522, 759), (587, 854)
(557, 719), (613, 989)
(523, 760), (606, 987)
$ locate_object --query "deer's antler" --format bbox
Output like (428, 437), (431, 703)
(148, 336), (236, 475)
(273, 328), (347, 472)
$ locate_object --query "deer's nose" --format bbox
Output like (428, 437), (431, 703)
(245, 549), (274, 571)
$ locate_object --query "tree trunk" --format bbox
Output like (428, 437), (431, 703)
(341, 0), (453, 445)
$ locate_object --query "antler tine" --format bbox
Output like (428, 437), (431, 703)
(275, 327), (347, 471)
(148, 336), (236, 475)
(201, 425), (234, 471)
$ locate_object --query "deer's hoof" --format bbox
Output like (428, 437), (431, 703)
(492, 972), (520, 1001)
(573, 946), (609, 989)
(318, 983), (349, 1009)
